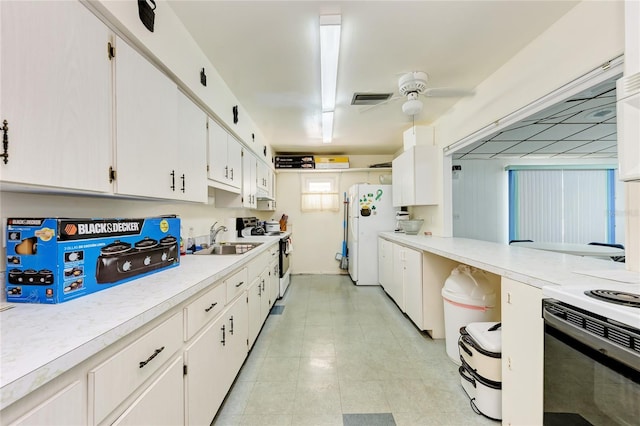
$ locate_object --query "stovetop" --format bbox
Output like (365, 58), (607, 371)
(543, 282), (640, 329)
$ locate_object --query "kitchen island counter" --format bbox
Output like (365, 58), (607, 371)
(0, 235), (282, 411)
(379, 232), (635, 290)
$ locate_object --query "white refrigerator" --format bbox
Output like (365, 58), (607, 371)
(348, 184), (397, 285)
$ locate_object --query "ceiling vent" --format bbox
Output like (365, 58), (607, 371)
(351, 92), (393, 105)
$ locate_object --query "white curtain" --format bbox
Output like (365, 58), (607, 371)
(300, 174), (340, 212)
(515, 169), (608, 244)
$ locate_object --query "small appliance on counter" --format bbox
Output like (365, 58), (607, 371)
(395, 211), (410, 232)
(237, 217), (285, 237)
(5, 216), (180, 304)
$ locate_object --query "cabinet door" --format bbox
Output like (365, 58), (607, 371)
(259, 267), (271, 320)
(242, 151), (257, 208)
(403, 247), (423, 328)
(112, 356), (184, 426)
(256, 161), (270, 192)
(114, 36), (178, 199)
(247, 278), (262, 348)
(392, 153), (412, 207)
(176, 91), (207, 202)
(10, 381), (83, 426)
(226, 291), (249, 374)
(391, 244), (406, 311)
(227, 136), (243, 189)
(207, 118), (229, 184)
(501, 278), (544, 425)
(378, 238), (393, 289)
(184, 309), (232, 426)
(0, 1), (112, 192)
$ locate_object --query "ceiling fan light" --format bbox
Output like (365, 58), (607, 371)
(402, 99), (423, 116)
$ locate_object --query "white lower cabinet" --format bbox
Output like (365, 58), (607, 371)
(112, 356), (184, 426)
(184, 294), (248, 426)
(501, 277), (544, 425)
(391, 243), (420, 312)
(378, 238), (393, 290)
(247, 277), (262, 348)
(402, 247), (423, 327)
(9, 381), (83, 426)
(88, 312), (183, 425)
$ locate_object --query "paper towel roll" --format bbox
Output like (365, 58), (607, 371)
(223, 217), (236, 241)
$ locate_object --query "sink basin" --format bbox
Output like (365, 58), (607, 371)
(194, 242), (263, 255)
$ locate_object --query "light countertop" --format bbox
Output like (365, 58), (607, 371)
(0, 235), (282, 410)
(2, 233), (636, 411)
(379, 232), (634, 289)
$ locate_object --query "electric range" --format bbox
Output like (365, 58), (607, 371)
(543, 281), (640, 329)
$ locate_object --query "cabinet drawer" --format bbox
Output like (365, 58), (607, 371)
(88, 312), (183, 425)
(184, 282), (226, 341)
(225, 267), (248, 303)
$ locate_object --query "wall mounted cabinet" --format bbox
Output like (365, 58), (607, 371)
(207, 118), (243, 193)
(392, 145), (439, 207)
(0, 0), (112, 193)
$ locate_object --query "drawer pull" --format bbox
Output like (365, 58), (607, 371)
(229, 315), (234, 335)
(221, 325), (226, 346)
(139, 346), (165, 369)
(235, 281), (244, 288)
(204, 302), (218, 312)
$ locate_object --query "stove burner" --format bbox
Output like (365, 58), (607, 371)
(585, 289), (640, 308)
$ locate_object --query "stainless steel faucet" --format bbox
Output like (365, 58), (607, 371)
(209, 222), (228, 246)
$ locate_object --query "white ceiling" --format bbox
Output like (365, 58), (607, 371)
(453, 76), (618, 160)
(167, 1), (579, 155)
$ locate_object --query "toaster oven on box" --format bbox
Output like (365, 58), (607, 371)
(5, 216), (180, 304)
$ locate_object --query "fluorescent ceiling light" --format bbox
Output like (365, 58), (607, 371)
(320, 14), (341, 143)
(322, 111), (334, 144)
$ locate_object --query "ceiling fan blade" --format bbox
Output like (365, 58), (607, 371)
(423, 87), (474, 98)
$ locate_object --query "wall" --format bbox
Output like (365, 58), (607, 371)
(452, 159), (625, 244)
(275, 155), (392, 274)
(410, 0), (625, 237)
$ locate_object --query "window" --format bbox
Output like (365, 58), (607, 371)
(508, 167), (617, 244)
(300, 175), (340, 212)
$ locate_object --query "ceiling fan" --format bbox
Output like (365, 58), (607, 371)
(362, 71), (474, 116)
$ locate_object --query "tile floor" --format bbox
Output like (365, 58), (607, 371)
(212, 274), (497, 426)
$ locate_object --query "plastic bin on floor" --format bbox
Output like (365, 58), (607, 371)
(441, 265), (497, 364)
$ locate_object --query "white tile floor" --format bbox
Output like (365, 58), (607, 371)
(212, 274), (497, 426)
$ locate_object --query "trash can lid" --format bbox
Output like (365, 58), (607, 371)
(441, 265), (496, 308)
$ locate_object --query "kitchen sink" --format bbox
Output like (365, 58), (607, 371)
(194, 242), (263, 255)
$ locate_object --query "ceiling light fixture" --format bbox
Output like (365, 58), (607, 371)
(320, 14), (341, 143)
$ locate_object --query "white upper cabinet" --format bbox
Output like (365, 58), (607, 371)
(176, 91), (208, 202)
(256, 161), (271, 194)
(0, 0), (112, 192)
(392, 145), (439, 207)
(243, 151), (258, 208)
(207, 118), (243, 192)
(113, 36), (179, 200)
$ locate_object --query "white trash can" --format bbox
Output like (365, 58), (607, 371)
(441, 265), (497, 364)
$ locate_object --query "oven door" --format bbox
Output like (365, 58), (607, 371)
(543, 300), (640, 425)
